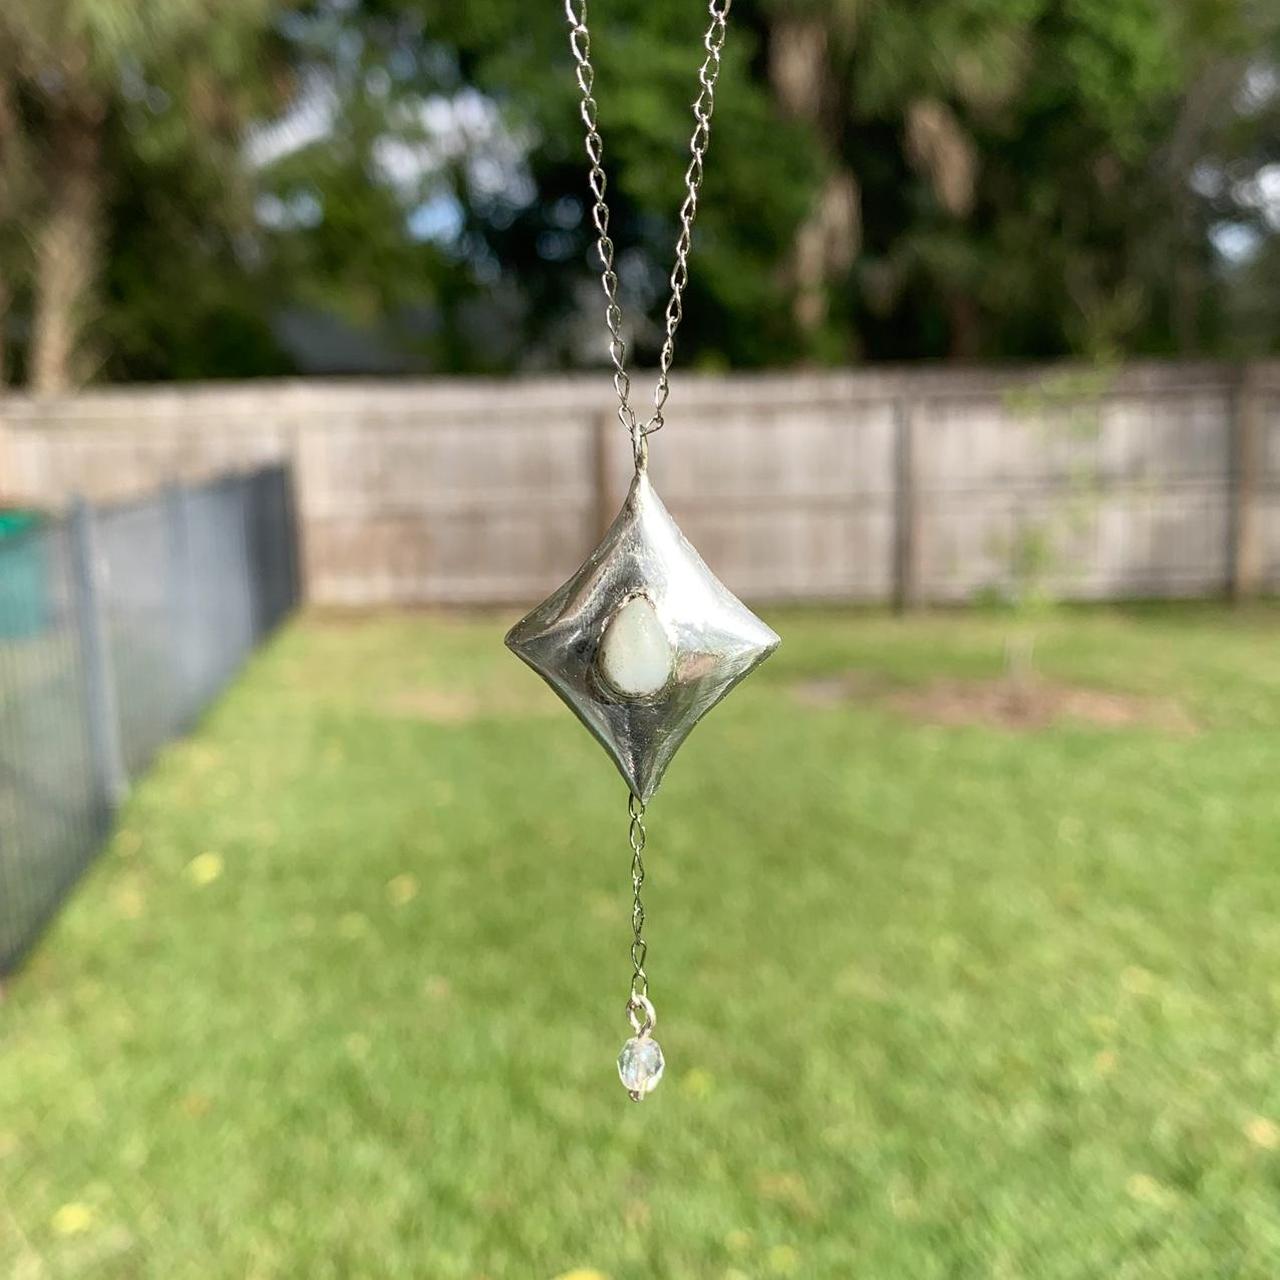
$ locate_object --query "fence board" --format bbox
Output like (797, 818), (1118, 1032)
(2, 362), (1278, 606)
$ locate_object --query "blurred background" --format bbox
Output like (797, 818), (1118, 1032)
(2, 2), (1280, 1278)
(0, 0), (1278, 381)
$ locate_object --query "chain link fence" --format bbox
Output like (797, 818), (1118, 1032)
(0, 465), (299, 974)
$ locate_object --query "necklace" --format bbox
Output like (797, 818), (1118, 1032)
(506, 0), (778, 1102)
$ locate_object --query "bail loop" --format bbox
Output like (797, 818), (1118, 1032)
(631, 425), (648, 474)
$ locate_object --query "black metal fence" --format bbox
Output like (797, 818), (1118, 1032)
(0, 465), (299, 973)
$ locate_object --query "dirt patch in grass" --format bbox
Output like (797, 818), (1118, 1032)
(890, 679), (1196, 732)
(791, 672), (888, 708)
(793, 673), (1196, 733)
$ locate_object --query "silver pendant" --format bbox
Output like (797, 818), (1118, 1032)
(505, 466), (779, 802)
(506, 460), (778, 1099)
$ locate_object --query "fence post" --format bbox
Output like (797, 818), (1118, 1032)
(590, 410), (615, 539)
(1228, 362), (1262, 603)
(286, 426), (309, 606)
(278, 447), (305, 608)
(254, 467), (281, 628)
(238, 471), (263, 642)
(165, 482), (199, 726)
(69, 497), (128, 809)
(280, 465), (299, 615)
(892, 397), (923, 612)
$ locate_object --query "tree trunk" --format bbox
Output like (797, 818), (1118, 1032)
(30, 100), (105, 396)
(768, 17), (859, 341)
(0, 74), (17, 389)
(948, 292), (981, 359)
(905, 99), (976, 219)
(791, 171), (859, 334)
(0, 274), (8, 387)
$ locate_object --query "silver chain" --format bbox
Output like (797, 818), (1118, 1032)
(565, 0), (732, 470)
(625, 792), (654, 1035)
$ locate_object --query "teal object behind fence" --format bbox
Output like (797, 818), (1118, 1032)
(0, 512), (48, 639)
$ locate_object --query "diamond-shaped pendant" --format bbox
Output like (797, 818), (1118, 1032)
(505, 468), (779, 801)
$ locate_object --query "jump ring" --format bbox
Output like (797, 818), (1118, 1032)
(626, 992), (657, 1036)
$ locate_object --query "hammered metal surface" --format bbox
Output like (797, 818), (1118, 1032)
(505, 469), (780, 802)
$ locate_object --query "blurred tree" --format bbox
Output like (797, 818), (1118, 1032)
(0, 0), (1275, 384)
(398, 0), (823, 372)
(751, 0), (1280, 361)
(394, 0), (1279, 368)
(247, 2), (473, 372)
(0, 0), (282, 391)
(0, 68), (31, 385)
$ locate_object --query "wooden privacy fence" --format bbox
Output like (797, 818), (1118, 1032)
(1, 361), (1278, 607)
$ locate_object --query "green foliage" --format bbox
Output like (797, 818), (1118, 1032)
(833, 0), (1277, 360)
(1056, 0), (1184, 155)
(406, 0), (822, 369)
(1, 0), (1277, 379)
(0, 0), (287, 383)
(999, 366), (1114, 617)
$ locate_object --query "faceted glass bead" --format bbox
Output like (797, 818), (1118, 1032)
(617, 1035), (665, 1098)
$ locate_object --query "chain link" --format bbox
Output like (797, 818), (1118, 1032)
(564, 0), (733, 469)
(625, 791), (653, 1032)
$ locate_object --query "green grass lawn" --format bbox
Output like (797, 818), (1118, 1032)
(2, 605), (1280, 1278)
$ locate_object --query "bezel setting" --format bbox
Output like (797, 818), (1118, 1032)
(505, 468), (780, 802)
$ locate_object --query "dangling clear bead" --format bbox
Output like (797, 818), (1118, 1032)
(618, 1034), (665, 1100)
